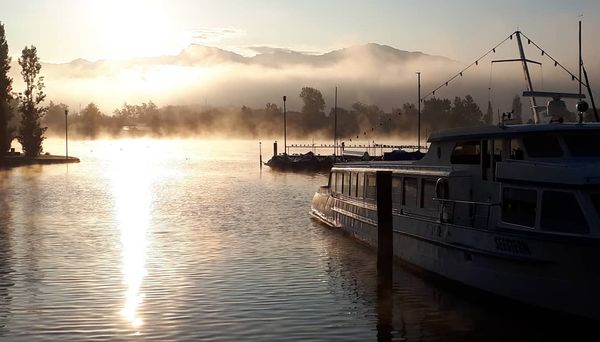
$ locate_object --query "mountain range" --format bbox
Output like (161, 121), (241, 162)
(9, 42), (575, 113)
(49, 43), (457, 69)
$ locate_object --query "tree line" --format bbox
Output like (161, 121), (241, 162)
(41, 86), (521, 140)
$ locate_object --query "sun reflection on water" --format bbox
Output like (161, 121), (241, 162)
(110, 141), (154, 330)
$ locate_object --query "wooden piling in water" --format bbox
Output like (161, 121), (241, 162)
(376, 171), (393, 277)
(376, 170), (393, 341)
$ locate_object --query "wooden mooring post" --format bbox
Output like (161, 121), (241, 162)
(376, 171), (393, 341)
(376, 171), (393, 278)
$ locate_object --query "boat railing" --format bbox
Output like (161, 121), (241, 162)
(433, 198), (501, 229)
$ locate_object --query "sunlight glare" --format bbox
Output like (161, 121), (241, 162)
(110, 141), (154, 330)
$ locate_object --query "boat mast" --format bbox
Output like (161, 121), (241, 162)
(515, 31), (539, 123)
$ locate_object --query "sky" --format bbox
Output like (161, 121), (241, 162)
(1, 0), (599, 64)
(0, 0), (599, 114)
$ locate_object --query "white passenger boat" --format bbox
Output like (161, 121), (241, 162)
(311, 31), (600, 319)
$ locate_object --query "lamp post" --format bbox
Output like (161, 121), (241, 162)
(65, 109), (68, 160)
(334, 86), (338, 158)
(283, 95), (287, 155)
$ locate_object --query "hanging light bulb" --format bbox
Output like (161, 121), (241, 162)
(554, 61), (558, 67)
(493, 48), (496, 53)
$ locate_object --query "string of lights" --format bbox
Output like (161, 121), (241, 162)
(420, 33), (515, 101)
(519, 31), (586, 88)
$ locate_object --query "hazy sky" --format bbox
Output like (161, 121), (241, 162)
(1, 0), (599, 64)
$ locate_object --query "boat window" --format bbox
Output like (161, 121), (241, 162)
(502, 187), (537, 227)
(564, 134), (600, 157)
(357, 172), (365, 198)
(392, 176), (402, 206)
(336, 172), (343, 194)
(344, 172), (351, 196)
(509, 139), (525, 160)
(351, 172), (358, 197)
(421, 179), (437, 209)
(541, 191), (589, 234)
(450, 141), (480, 165)
(523, 135), (563, 158)
(365, 174), (377, 199)
(403, 177), (418, 207)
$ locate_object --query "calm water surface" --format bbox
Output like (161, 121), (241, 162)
(0, 138), (596, 341)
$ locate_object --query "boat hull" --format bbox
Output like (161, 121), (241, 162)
(311, 191), (600, 320)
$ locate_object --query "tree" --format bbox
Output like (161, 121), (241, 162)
(79, 103), (103, 138)
(299, 87), (325, 116)
(483, 101), (494, 125)
(422, 97), (451, 131)
(0, 22), (13, 156)
(44, 101), (68, 135)
(17, 46), (47, 157)
(511, 95), (523, 123)
(450, 95), (482, 127)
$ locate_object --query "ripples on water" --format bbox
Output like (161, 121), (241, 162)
(0, 138), (596, 341)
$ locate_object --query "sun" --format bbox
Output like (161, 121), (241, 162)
(88, 0), (181, 60)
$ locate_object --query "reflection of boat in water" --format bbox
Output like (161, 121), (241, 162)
(311, 30), (600, 319)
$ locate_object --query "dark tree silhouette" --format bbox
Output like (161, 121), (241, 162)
(298, 87), (327, 133)
(0, 22), (13, 156)
(17, 46), (47, 157)
(511, 95), (523, 123)
(299, 87), (325, 115)
(79, 103), (104, 138)
(483, 101), (494, 125)
(44, 101), (68, 135)
(422, 97), (451, 131)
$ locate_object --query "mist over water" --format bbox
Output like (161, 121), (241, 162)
(0, 138), (596, 341)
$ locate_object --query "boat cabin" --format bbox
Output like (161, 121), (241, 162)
(326, 123), (600, 238)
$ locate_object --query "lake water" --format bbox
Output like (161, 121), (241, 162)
(0, 138), (596, 341)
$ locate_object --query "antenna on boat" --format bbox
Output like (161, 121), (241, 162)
(416, 72), (421, 151)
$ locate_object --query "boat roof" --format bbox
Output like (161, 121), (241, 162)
(428, 122), (600, 142)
